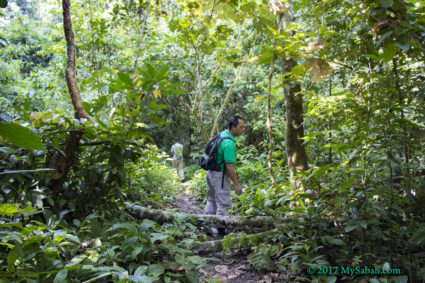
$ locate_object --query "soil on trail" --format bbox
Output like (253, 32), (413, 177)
(172, 183), (203, 214)
(172, 182), (287, 283)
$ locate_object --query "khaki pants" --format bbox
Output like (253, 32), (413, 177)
(172, 158), (184, 180)
(204, 170), (231, 215)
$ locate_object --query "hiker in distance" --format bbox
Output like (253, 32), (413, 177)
(204, 115), (245, 216)
(170, 137), (185, 182)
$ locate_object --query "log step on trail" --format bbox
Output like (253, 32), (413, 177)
(193, 228), (280, 253)
(124, 202), (290, 230)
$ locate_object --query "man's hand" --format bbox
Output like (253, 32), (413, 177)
(234, 183), (242, 195)
(225, 163), (243, 194)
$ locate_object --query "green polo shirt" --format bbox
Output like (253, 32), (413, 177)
(216, 130), (237, 172)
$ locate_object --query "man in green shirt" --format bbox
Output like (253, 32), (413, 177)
(204, 115), (245, 216)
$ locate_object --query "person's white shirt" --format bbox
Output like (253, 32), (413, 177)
(170, 143), (183, 160)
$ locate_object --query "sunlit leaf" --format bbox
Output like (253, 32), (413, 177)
(169, 89), (185, 95)
(150, 233), (170, 244)
(0, 123), (45, 150)
(65, 255), (86, 268)
(118, 72), (133, 87)
(0, 242), (15, 248)
(18, 205), (36, 215)
(153, 89), (161, 98)
(54, 269), (68, 283)
(382, 43), (398, 62)
(0, 204), (18, 216)
(314, 164), (332, 178)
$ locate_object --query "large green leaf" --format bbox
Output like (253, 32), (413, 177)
(106, 222), (138, 235)
(150, 233), (170, 244)
(148, 264), (164, 276)
(0, 204), (18, 216)
(53, 269), (68, 283)
(0, 123), (45, 150)
(118, 72), (133, 87)
(65, 255), (86, 268)
(382, 43), (398, 62)
(140, 219), (158, 231)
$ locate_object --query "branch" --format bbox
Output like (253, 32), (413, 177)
(210, 64), (244, 137)
(191, 58), (223, 115)
(79, 140), (149, 149)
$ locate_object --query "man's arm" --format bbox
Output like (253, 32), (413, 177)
(225, 163), (242, 195)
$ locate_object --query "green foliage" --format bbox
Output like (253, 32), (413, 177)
(0, 122), (44, 150)
(0, 203), (205, 282)
(187, 169), (207, 202)
(1, 0), (424, 281)
(248, 243), (279, 272)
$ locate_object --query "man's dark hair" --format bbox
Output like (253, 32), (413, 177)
(228, 115), (243, 130)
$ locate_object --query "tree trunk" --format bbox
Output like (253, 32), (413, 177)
(279, 1), (308, 186)
(328, 77), (333, 164)
(125, 202), (289, 229)
(191, 46), (210, 141)
(133, 1), (150, 74)
(49, 0), (88, 197)
(267, 60), (276, 186)
(282, 60), (308, 183)
(193, 229), (279, 253)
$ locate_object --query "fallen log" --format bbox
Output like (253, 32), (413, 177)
(193, 229), (280, 253)
(124, 202), (290, 229)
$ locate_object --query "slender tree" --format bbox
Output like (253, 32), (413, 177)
(267, 60), (276, 186)
(49, 0), (88, 197)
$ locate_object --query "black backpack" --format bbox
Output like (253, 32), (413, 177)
(199, 134), (231, 171)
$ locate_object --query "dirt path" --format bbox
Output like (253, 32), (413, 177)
(171, 183), (287, 283)
(172, 183), (203, 214)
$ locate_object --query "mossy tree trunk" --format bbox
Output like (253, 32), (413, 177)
(279, 1), (308, 188)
